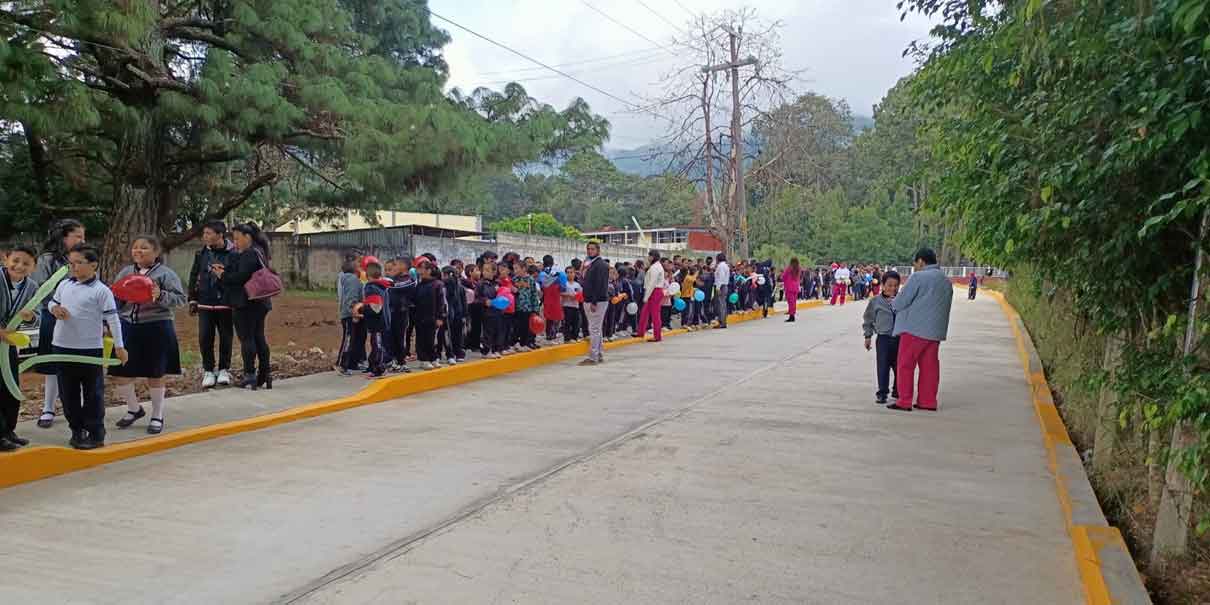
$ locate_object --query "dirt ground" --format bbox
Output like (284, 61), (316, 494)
(17, 292), (345, 420)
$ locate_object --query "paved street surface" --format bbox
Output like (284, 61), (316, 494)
(0, 295), (1081, 604)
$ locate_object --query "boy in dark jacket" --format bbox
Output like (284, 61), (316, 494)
(475, 262), (505, 358)
(413, 264), (447, 370)
(0, 245), (38, 450)
(361, 262), (393, 378)
(336, 259), (364, 376)
(386, 258), (416, 373)
(187, 221), (235, 388)
(439, 266), (467, 364)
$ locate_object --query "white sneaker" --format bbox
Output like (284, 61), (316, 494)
(421, 362), (434, 370)
(216, 369), (232, 385)
(202, 372), (217, 389)
(489, 352), (502, 359)
(447, 358), (458, 365)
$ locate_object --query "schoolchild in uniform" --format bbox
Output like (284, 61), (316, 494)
(413, 264), (447, 370)
(0, 245), (39, 450)
(33, 219), (85, 429)
(360, 262), (393, 377)
(49, 244), (129, 449)
(439, 265), (466, 364)
(336, 259), (364, 376)
(475, 261), (505, 359)
(111, 235), (187, 434)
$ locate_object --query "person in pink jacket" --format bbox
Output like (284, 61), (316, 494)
(782, 258), (803, 323)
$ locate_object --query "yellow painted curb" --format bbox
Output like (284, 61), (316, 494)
(0, 299), (825, 490)
(985, 289), (1147, 605)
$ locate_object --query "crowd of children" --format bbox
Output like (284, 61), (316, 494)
(332, 249), (802, 377)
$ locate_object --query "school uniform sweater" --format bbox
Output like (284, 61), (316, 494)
(337, 272), (363, 320)
(862, 295), (896, 338)
(0, 268), (37, 329)
(48, 277), (125, 349)
(113, 263), (187, 324)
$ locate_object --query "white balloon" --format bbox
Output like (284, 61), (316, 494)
(666, 282), (680, 295)
(626, 302), (639, 315)
(756, 275), (766, 285)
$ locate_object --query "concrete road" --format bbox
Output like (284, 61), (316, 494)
(0, 295), (1081, 604)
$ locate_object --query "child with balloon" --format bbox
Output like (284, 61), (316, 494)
(475, 261), (507, 359)
(110, 235), (187, 435)
(0, 245), (39, 451)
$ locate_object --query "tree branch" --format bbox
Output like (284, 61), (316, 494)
(161, 172), (278, 250)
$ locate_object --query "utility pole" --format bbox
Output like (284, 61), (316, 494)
(703, 28), (757, 258)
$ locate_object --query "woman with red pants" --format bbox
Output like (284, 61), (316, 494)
(637, 250), (666, 342)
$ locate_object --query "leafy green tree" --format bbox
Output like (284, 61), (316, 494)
(489, 212), (581, 239)
(0, 1), (607, 272)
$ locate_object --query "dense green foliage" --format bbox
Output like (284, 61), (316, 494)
(903, 0), (1210, 559)
(746, 91), (925, 264)
(0, 1), (606, 268)
(488, 212), (581, 239)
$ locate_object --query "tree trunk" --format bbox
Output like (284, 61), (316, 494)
(1091, 331), (1124, 476)
(101, 186), (160, 279)
(22, 121), (53, 220)
(1150, 206), (1209, 567)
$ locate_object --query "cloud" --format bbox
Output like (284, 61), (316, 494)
(431, 0), (933, 147)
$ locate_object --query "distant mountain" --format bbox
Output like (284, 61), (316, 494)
(605, 115), (874, 176)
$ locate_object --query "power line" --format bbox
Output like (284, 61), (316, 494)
(634, 0), (684, 32)
(475, 46), (666, 77)
(477, 53), (676, 88)
(427, 8), (647, 111)
(671, 0), (698, 20)
(579, 0), (678, 56)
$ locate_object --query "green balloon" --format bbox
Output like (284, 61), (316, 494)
(728, 292), (739, 304)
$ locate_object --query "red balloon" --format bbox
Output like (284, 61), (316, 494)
(575, 291), (584, 303)
(529, 314), (546, 335)
(111, 274), (155, 304)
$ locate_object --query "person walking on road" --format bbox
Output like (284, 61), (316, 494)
(968, 272), (979, 300)
(713, 253), (730, 329)
(888, 249), (954, 412)
(637, 250), (666, 341)
(782, 258), (802, 323)
(580, 241), (610, 365)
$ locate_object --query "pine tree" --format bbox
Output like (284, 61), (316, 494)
(1, 1), (608, 273)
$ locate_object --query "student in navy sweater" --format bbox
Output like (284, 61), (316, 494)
(361, 262), (393, 378)
(413, 264), (447, 370)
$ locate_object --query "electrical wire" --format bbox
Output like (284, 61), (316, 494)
(634, 0), (684, 32)
(427, 8), (650, 111)
(476, 53), (676, 87)
(579, 0), (678, 56)
(475, 47), (666, 77)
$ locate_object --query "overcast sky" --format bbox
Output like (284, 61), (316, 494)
(429, 0), (934, 149)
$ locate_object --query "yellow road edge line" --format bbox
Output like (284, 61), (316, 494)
(0, 299), (826, 490)
(985, 289), (1144, 605)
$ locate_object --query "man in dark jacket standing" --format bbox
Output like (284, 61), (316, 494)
(579, 241), (610, 366)
(187, 221), (234, 388)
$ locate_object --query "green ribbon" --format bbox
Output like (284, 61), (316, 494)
(1, 266), (119, 402)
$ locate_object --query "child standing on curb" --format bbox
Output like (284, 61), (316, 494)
(863, 270), (901, 404)
(111, 235), (187, 435)
(49, 244), (129, 449)
(361, 262), (392, 378)
(336, 259), (363, 376)
(476, 261), (505, 359)
(561, 268), (582, 342)
(440, 265), (466, 364)
(0, 245), (38, 451)
(515, 265), (541, 350)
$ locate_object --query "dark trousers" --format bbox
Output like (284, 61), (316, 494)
(562, 307), (581, 341)
(416, 320), (438, 362)
(875, 334), (900, 401)
(198, 308), (233, 372)
(0, 348), (18, 435)
(545, 316), (560, 341)
(439, 317), (466, 359)
(604, 304), (618, 337)
(234, 303), (271, 380)
(367, 330), (387, 375)
(467, 304), (483, 352)
(338, 318), (361, 370)
(969, 286), (977, 300)
(514, 313), (535, 348)
(55, 346), (105, 441)
(661, 305), (672, 329)
(387, 310), (408, 363)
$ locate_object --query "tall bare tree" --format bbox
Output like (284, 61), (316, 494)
(637, 8), (795, 256)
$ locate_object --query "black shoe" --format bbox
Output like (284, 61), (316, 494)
(886, 403), (912, 412)
(257, 376), (273, 390)
(75, 437), (104, 450)
(785, 316), (795, 323)
(69, 430), (84, 448)
(147, 418), (164, 435)
(7, 432), (29, 446)
(875, 397), (888, 405)
(116, 406), (146, 429)
(240, 376), (259, 390)
(0, 436), (19, 452)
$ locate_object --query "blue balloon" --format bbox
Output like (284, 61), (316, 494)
(693, 288), (705, 302)
(557, 272), (568, 287)
(673, 297), (686, 311)
(492, 295), (510, 310)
